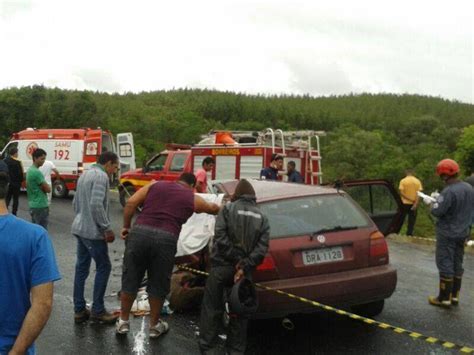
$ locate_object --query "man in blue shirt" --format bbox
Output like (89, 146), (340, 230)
(0, 170), (61, 354)
(287, 161), (304, 183)
(260, 154), (283, 181)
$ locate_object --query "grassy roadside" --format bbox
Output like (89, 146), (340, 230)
(401, 204), (473, 240)
(411, 204), (436, 239)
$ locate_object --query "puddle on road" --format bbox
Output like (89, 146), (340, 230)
(133, 317), (147, 355)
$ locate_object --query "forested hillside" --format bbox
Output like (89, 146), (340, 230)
(1, 85), (473, 194)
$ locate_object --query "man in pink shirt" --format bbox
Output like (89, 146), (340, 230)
(195, 157), (215, 193)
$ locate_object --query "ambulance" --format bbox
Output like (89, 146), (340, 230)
(119, 128), (324, 206)
(0, 128), (135, 198)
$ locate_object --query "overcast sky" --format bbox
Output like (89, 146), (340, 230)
(0, 0), (473, 103)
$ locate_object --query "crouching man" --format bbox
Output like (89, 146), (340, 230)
(199, 179), (270, 355)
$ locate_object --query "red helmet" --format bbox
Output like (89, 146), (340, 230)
(436, 159), (459, 176)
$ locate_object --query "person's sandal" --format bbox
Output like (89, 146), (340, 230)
(115, 318), (130, 335)
(149, 320), (169, 338)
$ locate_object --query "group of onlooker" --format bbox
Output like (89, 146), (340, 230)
(1, 147), (60, 229)
(0, 148), (472, 355)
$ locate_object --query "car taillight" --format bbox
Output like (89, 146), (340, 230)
(257, 254), (276, 271)
(369, 231), (389, 266)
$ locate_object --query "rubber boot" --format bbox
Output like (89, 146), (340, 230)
(451, 276), (462, 306)
(428, 277), (453, 308)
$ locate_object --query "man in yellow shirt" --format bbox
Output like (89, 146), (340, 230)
(399, 169), (423, 236)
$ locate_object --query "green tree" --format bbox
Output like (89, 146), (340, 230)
(455, 125), (474, 175)
(322, 125), (405, 183)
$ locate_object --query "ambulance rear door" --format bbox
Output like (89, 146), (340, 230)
(116, 132), (136, 174)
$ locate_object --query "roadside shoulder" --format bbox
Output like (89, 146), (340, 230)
(386, 234), (474, 256)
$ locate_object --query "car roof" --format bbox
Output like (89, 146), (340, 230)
(217, 179), (340, 202)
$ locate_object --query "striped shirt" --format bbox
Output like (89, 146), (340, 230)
(71, 165), (112, 240)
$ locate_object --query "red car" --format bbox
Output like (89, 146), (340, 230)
(212, 179), (403, 318)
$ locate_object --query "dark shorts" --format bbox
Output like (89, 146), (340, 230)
(121, 224), (177, 300)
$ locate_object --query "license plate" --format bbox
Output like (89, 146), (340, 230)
(302, 247), (344, 265)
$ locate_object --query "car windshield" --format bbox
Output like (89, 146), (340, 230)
(259, 194), (371, 239)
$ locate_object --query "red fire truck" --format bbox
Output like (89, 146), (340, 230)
(118, 128), (324, 206)
(1, 128), (135, 198)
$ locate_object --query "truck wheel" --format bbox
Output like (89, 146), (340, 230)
(53, 180), (69, 198)
(119, 185), (135, 207)
(351, 300), (384, 317)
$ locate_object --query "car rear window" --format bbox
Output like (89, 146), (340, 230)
(259, 194), (371, 239)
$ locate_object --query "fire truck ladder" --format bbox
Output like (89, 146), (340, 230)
(307, 132), (323, 185)
(263, 128), (286, 155)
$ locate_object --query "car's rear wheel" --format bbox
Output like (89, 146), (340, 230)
(53, 179), (69, 198)
(351, 300), (384, 317)
(119, 185), (135, 207)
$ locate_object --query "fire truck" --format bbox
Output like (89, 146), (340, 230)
(118, 128), (324, 206)
(0, 128), (135, 198)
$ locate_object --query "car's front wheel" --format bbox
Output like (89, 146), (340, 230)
(351, 300), (384, 317)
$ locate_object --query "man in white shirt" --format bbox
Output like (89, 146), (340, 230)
(39, 160), (60, 204)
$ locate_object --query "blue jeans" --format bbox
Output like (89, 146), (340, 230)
(73, 235), (112, 315)
(30, 207), (49, 230)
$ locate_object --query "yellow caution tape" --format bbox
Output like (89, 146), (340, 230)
(177, 264), (474, 354)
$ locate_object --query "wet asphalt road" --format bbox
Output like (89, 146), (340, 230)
(11, 194), (473, 355)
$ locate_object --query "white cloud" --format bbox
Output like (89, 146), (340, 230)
(0, 0), (472, 102)
(0, 0), (33, 19)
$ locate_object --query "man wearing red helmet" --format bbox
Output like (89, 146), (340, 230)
(428, 159), (474, 308)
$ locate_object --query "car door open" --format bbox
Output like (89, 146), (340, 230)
(341, 180), (403, 236)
